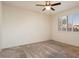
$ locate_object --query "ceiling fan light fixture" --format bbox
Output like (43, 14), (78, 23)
(45, 6), (50, 10)
(36, 1), (61, 11)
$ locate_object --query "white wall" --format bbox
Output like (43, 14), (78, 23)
(2, 4), (51, 49)
(0, 2), (2, 50)
(51, 6), (79, 47)
(2, 3), (79, 49)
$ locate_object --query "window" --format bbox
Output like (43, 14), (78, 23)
(58, 12), (79, 32)
(62, 16), (68, 31)
(67, 15), (73, 31)
(58, 16), (68, 31)
(58, 17), (62, 31)
(72, 13), (79, 32)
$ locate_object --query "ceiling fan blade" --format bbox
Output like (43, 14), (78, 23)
(51, 2), (61, 6)
(36, 4), (45, 6)
(51, 7), (55, 11)
(42, 8), (46, 11)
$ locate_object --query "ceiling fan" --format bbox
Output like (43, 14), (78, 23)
(36, 1), (61, 11)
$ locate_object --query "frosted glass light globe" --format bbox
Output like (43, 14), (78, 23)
(45, 6), (50, 10)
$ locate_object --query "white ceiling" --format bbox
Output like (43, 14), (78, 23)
(3, 1), (79, 15)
